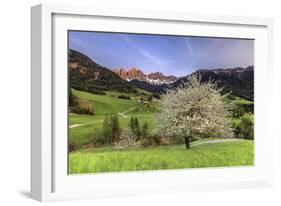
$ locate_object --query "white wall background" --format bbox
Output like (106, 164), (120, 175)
(0, 0), (280, 205)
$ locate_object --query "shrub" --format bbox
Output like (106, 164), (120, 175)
(78, 129), (105, 148)
(68, 143), (76, 153)
(89, 89), (106, 95)
(71, 105), (94, 115)
(138, 134), (166, 147)
(114, 128), (140, 149)
(117, 94), (131, 100)
(232, 105), (246, 117)
(239, 113), (254, 140)
(232, 113), (254, 139)
(91, 129), (107, 146)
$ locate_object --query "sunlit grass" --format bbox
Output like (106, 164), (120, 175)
(69, 140), (254, 174)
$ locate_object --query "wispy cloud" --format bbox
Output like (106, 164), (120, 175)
(122, 35), (165, 70)
(184, 38), (195, 58)
(184, 38), (195, 69)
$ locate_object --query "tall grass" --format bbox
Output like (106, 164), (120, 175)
(69, 140), (254, 174)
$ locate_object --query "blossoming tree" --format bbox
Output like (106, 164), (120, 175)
(157, 74), (233, 149)
(114, 128), (139, 149)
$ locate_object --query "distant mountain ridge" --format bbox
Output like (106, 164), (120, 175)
(130, 66), (254, 100)
(212, 66), (254, 83)
(173, 66), (254, 100)
(112, 68), (178, 85)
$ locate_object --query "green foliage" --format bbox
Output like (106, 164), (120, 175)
(71, 105), (94, 115)
(231, 98), (254, 117)
(138, 134), (164, 147)
(108, 115), (121, 143)
(101, 115), (122, 144)
(232, 113), (254, 139)
(142, 122), (149, 138)
(233, 105), (246, 117)
(128, 116), (141, 138)
(88, 88), (106, 95)
(89, 129), (105, 146)
(69, 87), (77, 107)
(129, 116), (134, 131)
(134, 117), (141, 138)
(239, 113), (254, 140)
(69, 88), (95, 115)
(69, 140), (254, 173)
(117, 94), (131, 100)
(102, 115), (110, 143)
(137, 122), (162, 147)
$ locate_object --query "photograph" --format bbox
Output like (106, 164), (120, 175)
(68, 31), (254, 174)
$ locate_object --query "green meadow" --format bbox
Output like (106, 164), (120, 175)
(69, 140), (254, 174)
(69, 89), (157, 148)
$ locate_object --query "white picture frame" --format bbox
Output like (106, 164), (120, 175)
(31, 3), (274, 202)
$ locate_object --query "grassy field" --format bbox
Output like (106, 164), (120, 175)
(69, 89), (158, 147)
(69, 139), (254, 174)
(72, 89), (138, 115)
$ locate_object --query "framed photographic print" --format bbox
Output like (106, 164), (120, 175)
(31, 3), (274, 201)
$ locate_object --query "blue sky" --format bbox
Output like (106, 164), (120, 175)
(69, 31), (254, 77)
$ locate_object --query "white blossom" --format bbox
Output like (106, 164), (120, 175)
(114, 128), (140, 149)
(157, 74), (233, 142)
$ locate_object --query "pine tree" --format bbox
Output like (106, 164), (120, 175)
(134, 117), (141, 138)
(69, 88), (77, 106)
(142, 122), (149, 138)
(109, 115), (121, 143)
(102, 115), (110, 143)
(129, 116), (135, 131)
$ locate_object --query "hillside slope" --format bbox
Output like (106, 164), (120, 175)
(129, 79), (169, 93)
(173, 66), (254, 100)
(68, 49), (136, 93)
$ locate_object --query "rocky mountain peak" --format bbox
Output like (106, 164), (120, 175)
(112, 68), (178, 85)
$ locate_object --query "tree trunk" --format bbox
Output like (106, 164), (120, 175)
(184, 135), (190, 149)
